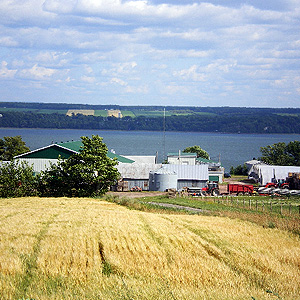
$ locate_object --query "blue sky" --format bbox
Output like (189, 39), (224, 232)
(0, 0), (299, 107)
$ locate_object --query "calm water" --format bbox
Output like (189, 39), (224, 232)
(1, 128), (300, 172)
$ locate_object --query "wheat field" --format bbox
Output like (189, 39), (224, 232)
(0, 197), (299, 300)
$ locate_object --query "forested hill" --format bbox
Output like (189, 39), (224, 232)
(0, 102), (300, 134)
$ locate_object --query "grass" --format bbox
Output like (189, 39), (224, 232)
(0, 196), (300, 299)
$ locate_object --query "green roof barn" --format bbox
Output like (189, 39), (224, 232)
(15, 141), (134, 164)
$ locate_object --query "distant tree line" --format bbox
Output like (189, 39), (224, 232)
(1, 110), (300, 134)
(1, 101), (300, 115)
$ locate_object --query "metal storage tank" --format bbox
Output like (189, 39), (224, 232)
(149, 167), (178, 191)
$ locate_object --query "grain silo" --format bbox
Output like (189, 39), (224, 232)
(149, 167), (178, 191)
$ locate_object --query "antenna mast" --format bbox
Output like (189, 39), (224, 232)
(163, 107), (166, 162)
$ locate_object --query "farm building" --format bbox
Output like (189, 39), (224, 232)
(167, 151), (197, 165)
(115, 163), (209, 191)
(167, 151), (224, 182)
(115, 163), (162, 191)
(163, 164), (209, 190)
(14, 141), (134, 174)
(248, 163), (300, 185)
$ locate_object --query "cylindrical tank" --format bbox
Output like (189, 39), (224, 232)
(149, 167), (178, 191)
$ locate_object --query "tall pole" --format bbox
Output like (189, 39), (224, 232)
(163, 107), (166, 162)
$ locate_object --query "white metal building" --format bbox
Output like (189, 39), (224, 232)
(249, 164), (300, 185)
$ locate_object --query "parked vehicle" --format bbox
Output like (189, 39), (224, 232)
(226, 184), (254, 195)
(201, 182), (220, 196)
(264, 179), (289, 189)
(187, 182), (254, 197)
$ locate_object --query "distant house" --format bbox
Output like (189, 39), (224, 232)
(14, 141), (134, 174)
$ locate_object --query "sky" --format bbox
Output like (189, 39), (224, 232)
(0, 0), (300, 108)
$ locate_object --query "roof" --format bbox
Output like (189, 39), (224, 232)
(167, 152), (197, 157)
(117, 163), (162, 179)
(123, 155), (156, 164)
(14, 141), (134, 164)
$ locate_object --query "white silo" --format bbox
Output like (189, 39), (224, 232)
(149, 167), (178, 191)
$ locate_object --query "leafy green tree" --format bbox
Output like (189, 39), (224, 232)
(39, 135), (120, 197)
(259, 141), (300, 166)
(230, 164), (248, 176)
(0, 160), (38, 197)
(183, 145), (209, 159)
(0, 135), (30, 161)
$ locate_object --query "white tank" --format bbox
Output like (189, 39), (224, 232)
(149, 167), (178, 191)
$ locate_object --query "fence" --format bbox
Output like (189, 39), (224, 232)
(211, 196), (300, 216)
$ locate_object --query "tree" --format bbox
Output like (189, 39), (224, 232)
(39, 135), (120, 197)
(0, 160), (38, 198)
(230, 164), (248, 176)
(259, 141), (300, 166)
(0, 135), (30, 161)
(183, 145), (209, 159)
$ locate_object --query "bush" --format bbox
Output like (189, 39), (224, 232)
(0, 160), (38, 198)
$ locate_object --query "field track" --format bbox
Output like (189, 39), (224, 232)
(0, 197), (300, 300)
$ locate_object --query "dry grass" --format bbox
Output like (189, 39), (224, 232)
(0, 197), (300, 300)
(66, 109), (95, 116)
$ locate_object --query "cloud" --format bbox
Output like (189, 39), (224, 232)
(0, 61), (17, 78)
(0, 0), (299, 107)
(81, 75), (96, 83)
(19, 64), (57, 80)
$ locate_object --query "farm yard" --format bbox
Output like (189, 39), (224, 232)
(0, 196), (300, 300)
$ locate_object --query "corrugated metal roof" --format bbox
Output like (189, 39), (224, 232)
(152, 167), (177, 175)
(14, 141), (134, 164)
(117, 163), (162, 179)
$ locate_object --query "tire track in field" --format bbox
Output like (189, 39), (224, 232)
(14, 214), (58, 299)
(138, 215), (174, 265)
(182, 222), (273, 290)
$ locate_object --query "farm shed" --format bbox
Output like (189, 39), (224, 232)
(116, 163), (162, 191)
(164, 164), (209, 190)
(249, 164), (300, 185)
(14, 141), (134, 174)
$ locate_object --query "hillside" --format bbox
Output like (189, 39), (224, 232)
(1, 102), (300, 133)
(1, 197), (299, 300)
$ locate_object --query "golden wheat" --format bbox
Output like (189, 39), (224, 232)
(0, 197), (299, 299)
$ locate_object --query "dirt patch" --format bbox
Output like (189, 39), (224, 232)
(107, 191), (167, 199)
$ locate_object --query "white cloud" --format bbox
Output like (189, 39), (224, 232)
(19, 64), (57, 80)
(81, 75), (96, 83)
(111, 77), (127, 86)
(0, 61), (17, 78)
(0, 0), (299, 107)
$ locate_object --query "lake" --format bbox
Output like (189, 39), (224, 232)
(1, 128), (300, 172)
